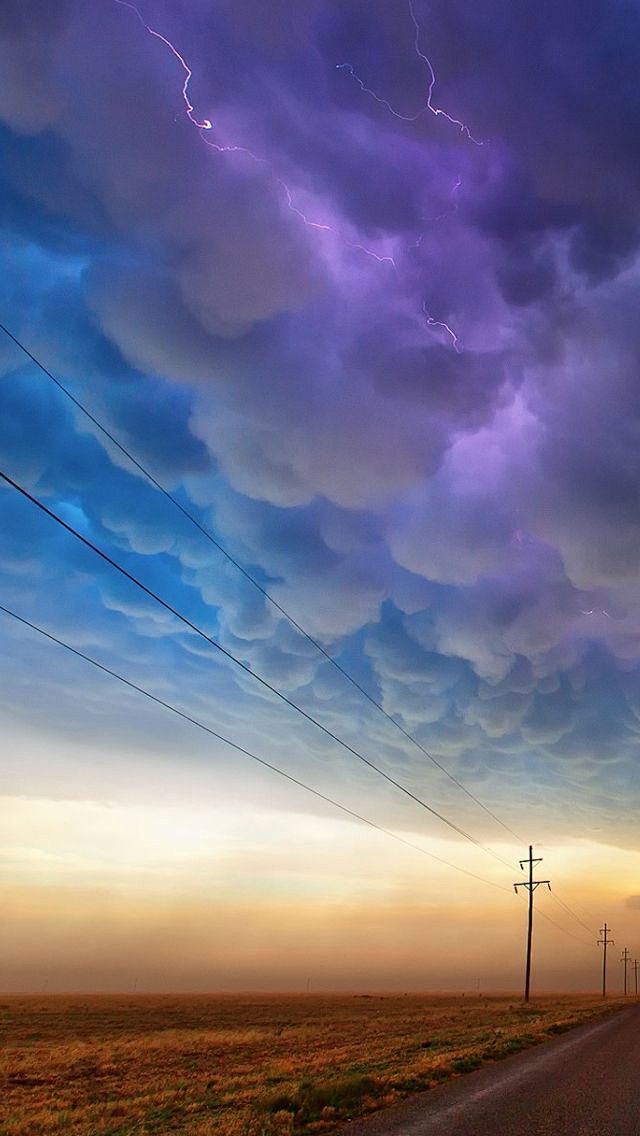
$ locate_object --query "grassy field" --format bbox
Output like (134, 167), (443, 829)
(1, 992), (631, 1136)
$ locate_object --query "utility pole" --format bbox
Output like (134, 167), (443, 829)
(634, 959), (639, 996)
(597, 924), (614, 998)
(621, 948), (630, 995)
(514, 846), (550, 1003)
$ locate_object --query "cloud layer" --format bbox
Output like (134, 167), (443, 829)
(2, 0), (640, 856)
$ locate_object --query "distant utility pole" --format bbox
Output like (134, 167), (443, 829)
(634, 959), (639, 996)
(621, 948), (630, 996)
(514, 845), (550, 1003)
(597, 924), (614, 998)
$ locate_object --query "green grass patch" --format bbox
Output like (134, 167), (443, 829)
(259, 1073), (380, 1124)
(482, 1032), (539, 1060)
(451, 1055), (483, 1073)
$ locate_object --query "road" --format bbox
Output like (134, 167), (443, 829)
(341, 1005), (640, 1136)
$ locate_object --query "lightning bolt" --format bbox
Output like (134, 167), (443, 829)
(423, 302), (463, 352)
(337, 0), (482, 146)
(114, 0), (212, 131)
(335, 62), (425, 124)
(114, 1), (469, 344)
(415, 173), (462, 248)
(113, 0), (397, 272)
(199, 134), (398, 269)
(408, 0), (482, 146)
(446, 173), (463, 215)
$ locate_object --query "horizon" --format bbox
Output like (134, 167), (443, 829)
(1, 989), (633, 998)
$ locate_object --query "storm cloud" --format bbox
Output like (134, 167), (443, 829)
(3, 0), (640, 851)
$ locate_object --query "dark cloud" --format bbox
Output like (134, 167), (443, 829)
(495, 237), (558, 307)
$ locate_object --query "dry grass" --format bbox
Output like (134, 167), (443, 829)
(0, 992), (631, 1136)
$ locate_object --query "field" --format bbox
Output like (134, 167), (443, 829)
(1, 993), (631, 1136)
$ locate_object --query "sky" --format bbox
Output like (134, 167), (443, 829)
(2, 0), (640, 994)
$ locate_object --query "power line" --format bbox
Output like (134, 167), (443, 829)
(0, 341), (612, 955)
(0, 321), (520, 841)
(537, 847), (600, 936)
(0, 602), (512, 894)
(0, 612), (595, 945)
(0, 467), (513, 868)
(515, 886), (593, 949)
(536, 906), (594, 949)
(549, 890), (597, 938)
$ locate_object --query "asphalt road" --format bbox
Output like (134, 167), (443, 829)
(341, 1005), (640, 1136)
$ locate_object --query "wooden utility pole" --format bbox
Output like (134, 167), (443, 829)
(514, 846), (550, 1002)
(598, 924), (614, 998)
(633, 959), (639, 996)
(621, 948), (630, 995)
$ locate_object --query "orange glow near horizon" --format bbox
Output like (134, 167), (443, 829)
(4, 794), (640, 995)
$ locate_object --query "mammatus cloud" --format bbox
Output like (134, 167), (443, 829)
(2, 0), (640, 857)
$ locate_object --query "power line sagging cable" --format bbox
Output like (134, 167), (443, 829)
(0, 466), (512, 869)
(0, 602), (511, 894)
(514, 888), (594, 949)
(2, 589), (599, 949)
(0, 321), (520, 842)
(549, 890), (597, 938)
(0, 349), (605, 951)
